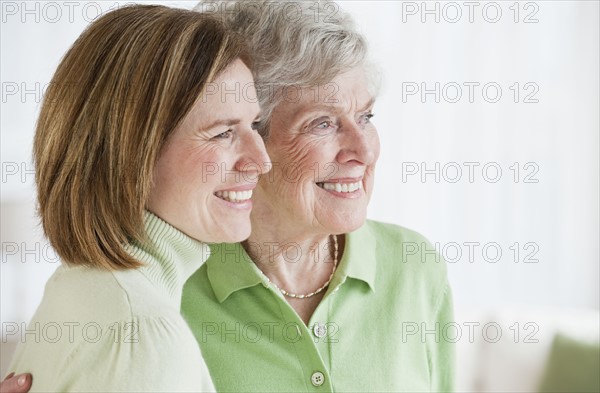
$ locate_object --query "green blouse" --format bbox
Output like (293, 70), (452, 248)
(182, 220), (454, 392)
(9, 212), (215, 392)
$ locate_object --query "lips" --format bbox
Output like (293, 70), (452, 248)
(316, 175), (365, 195)
(214, 189), (254, 203)
(214, 183), (256, 204)
(316, 181), (362, 193)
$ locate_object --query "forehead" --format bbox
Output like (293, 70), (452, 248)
(206, 60), (257, 104)
(179, 60), (260, 130)
(280, 67), (373, 117)
(196, 61), (258, 111)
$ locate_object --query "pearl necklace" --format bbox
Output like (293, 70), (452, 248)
(257, 235), (338, 299)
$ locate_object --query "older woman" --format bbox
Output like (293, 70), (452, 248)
(180, 1), (454, 392)
(5, 5), (268, 392)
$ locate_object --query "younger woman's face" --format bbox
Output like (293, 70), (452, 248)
(148, 59), (271, 243)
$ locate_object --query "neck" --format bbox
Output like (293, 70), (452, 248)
(245, 216), (338, 297)
(126, 211), (210, 308)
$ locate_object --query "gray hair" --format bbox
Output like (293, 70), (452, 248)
(194, 0), (372, 138)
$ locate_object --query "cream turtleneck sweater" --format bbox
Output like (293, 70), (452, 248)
(8, 211), (215, 392)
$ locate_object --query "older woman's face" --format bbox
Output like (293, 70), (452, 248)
(258, 66), (380, 235)
(148, 60), (270, 243)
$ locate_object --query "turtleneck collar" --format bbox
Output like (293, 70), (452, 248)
(125, 211), (211, 308)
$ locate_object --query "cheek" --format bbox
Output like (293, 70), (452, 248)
(374, 134), (381, 161)
(186, 146), (224, 182)
(156, 143), (226, 193)
(269, 137), (333, 182)
(368, 126), (381, 162)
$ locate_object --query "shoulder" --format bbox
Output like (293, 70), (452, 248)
(363, 219), (443, 264)
(35, 265), (133, 323)
(361, 219), (449, 290)
(363, 219), (432, 245)
(12, 267), (214, 391)
(12, 313), (210, 391)
(59, 315), (211, 391)
(15, 265), (193, 357)
(42, 264), (179, 322)
(182, 263), (211, 302)
(182, 264), (214, 318)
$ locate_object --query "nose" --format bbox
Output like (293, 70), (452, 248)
(234, 130), (271, 176)
(335, 120), (379, 166)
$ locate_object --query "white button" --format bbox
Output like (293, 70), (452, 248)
(311, 371), (325, 386)
(313, 323), (327, 338)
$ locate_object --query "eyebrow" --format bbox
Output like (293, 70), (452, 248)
(202, 118), (240, 130)
(300, 97), (375, 116)
(292, 97), (376, 124)
(357, 98), (376, 112)
(200, 113), (262, 131)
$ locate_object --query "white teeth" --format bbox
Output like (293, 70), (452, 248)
(318, 181), (362, 193)
(215, 189), (253, 202)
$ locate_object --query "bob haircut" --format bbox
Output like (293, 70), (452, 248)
(34, 5), (250, 270)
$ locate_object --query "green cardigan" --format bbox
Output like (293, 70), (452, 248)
(9, 212), (215, 392)
(182, 220), (455, 392)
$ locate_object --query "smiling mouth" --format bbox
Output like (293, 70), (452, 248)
(214, 190), (253, 203)
(316, 181), (362, 193)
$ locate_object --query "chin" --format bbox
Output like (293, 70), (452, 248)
(329, 211), (368, 234)
(220, 226), (252, 244)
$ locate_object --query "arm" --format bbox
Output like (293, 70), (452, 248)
(428, 282), (455, 392)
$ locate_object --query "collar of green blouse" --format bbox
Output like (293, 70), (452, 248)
(206, 222), (377, 304)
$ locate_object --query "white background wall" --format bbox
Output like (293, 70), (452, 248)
(1, 0), (599, 389)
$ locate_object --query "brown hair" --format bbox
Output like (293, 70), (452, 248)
(34, 5), (249, 270)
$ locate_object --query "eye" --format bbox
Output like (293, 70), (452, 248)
(213, 130), (233, 139)
(359, 112), (375, 126)
(310, 118), (337, 133)
(251, 121), (261, 132)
